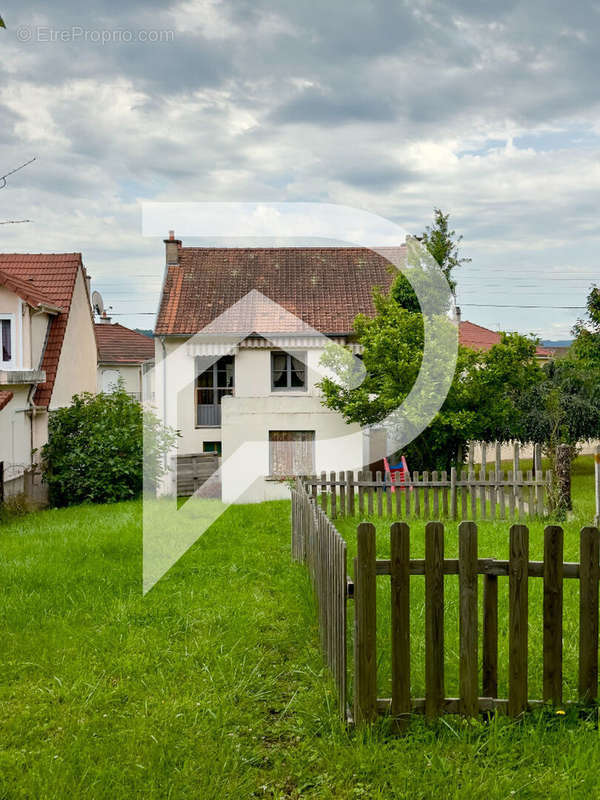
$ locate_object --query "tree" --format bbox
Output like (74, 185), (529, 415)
(319, 286), (544, 471)
(518, 356), (600, 511)
(41, 385), (177, 507)
(392, 208), (470, 312)
(571, 285), (600, 366)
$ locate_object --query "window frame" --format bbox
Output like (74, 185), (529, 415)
(195, 355), (235, 428)
(270, 350), (307, 392)
(0, 313), (15, 369)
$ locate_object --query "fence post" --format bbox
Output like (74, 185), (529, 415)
(390, 522), (410, 717)
(543, 525), (564, 705)
(509, 524), (529, 716)
(459, 521), (478, 716)
(594, 446), (600, 527)
(579, 526), (600, 703)
(425, 521), (445, 719)
(450, 467), (457, 521)
(354, 522), (377, 724)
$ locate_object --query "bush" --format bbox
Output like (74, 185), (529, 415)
(41, 387), (177, 507)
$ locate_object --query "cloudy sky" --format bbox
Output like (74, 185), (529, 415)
(1, 0), (599, 340)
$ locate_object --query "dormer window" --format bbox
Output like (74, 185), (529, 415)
(0, 315), (14, 368)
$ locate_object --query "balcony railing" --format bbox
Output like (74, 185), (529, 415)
(197, 404), (221, 426)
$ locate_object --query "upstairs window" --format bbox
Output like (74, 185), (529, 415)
(271, 351), (306, 391)
(196, 355), (234, 426)
(0, 315), (14, 367)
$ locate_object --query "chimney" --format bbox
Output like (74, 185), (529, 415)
(454, 305), (462, 324)
(99, 310), (112, 324)
(164, 230), (181, 267)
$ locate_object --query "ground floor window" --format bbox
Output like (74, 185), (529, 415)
(269, 430), (315, 477)
(202, 441), (222, 456)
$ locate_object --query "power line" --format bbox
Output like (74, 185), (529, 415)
(462, 303), (586, 309)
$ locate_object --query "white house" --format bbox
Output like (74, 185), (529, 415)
(154, 233), (404, 502)
(95, 317), (155, 402)
(0, 253), (97, 498)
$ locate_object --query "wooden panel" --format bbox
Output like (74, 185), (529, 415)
(376, 470), (383, 517)
(543, 525), (563, 704)
(579, 526), (600, 702)
(348, 471), (355, 517)
(509, 524), (529, 716)
(459, 521), (478, 715)
(367, 470), (374, 517)
(425, 521), (445, 718)
(355, 522), (377, 723)
(482, 574), (498, 697)
(390, 522), (410, 716)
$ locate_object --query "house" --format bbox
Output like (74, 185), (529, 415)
(154, 234), (555, 503)
(0, 253), (97, 498)
(459, 319), (554, 359)
(154, 234), (407, 502)
(95, 317), (155, 402)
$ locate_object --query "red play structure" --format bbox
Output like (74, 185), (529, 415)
(383, 455), (411, 492)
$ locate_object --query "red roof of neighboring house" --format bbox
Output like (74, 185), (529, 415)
(95, 323), (154, 364)
(155, 246), (404, 335)
(459, 320), (553, 357)
(0, 253), (87, 407)
(0, 268), (63, 312)
(0, 390), (14, 411)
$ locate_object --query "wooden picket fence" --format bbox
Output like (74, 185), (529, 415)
(291, 479), (347, 718)
(291, 479), (600, 725)
(304, 466), (551, 522)
(353, 519), (600, 723)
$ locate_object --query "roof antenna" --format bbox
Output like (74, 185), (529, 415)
(0, 156), (37, 190)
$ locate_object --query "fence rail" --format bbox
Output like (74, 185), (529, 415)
(304, 466), (551, 522)
(291, 479), (347, 718)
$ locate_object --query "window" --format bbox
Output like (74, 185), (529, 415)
(271, 351), (306, 391)
(0, 315), (14, 367)
(203, 441), (222, 456)
(196, 355), (234, 426)
(269, 431), (315, 477)
(101, 369), (121, 393)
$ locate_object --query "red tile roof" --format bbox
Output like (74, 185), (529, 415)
(155, 247), (403, 335)
(95, 323), (155, 364)
(0, 253), (86, 406)
(459, 320), (553, 357)
(0, 268), (63, 312)
(0, 390), (13, 411)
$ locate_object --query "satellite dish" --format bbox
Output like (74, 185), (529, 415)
(92, 291), (104, 316)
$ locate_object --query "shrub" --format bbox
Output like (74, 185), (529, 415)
(41, 386), (177, 507)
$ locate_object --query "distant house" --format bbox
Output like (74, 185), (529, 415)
(459, 320), (553, 359)
(0, 253), (97, 495)
(95, 317), (154, 402)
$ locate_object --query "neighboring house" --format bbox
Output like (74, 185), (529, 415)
(154, 234), (555, 502)
(0, 253), (97, 494)
(95, 317), (155, 402)
(459, 319), (554, 360)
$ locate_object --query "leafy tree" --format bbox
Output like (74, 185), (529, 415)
(518, 356), (600, 511)
(392, 208), (470, 312)
(41, 385), (177, 507)
(319, 286), (544, 471)
(571, 285), (600, 366)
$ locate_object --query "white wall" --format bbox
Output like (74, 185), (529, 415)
(0, 386), (31, 474)
(50, 268), (97, 409)
(220, 394), (364, 503)
(97, 363), (142, 396)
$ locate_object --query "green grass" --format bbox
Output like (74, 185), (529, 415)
(0, 461), (599, 798)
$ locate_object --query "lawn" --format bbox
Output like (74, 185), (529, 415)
(0, 458), (599, 799)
